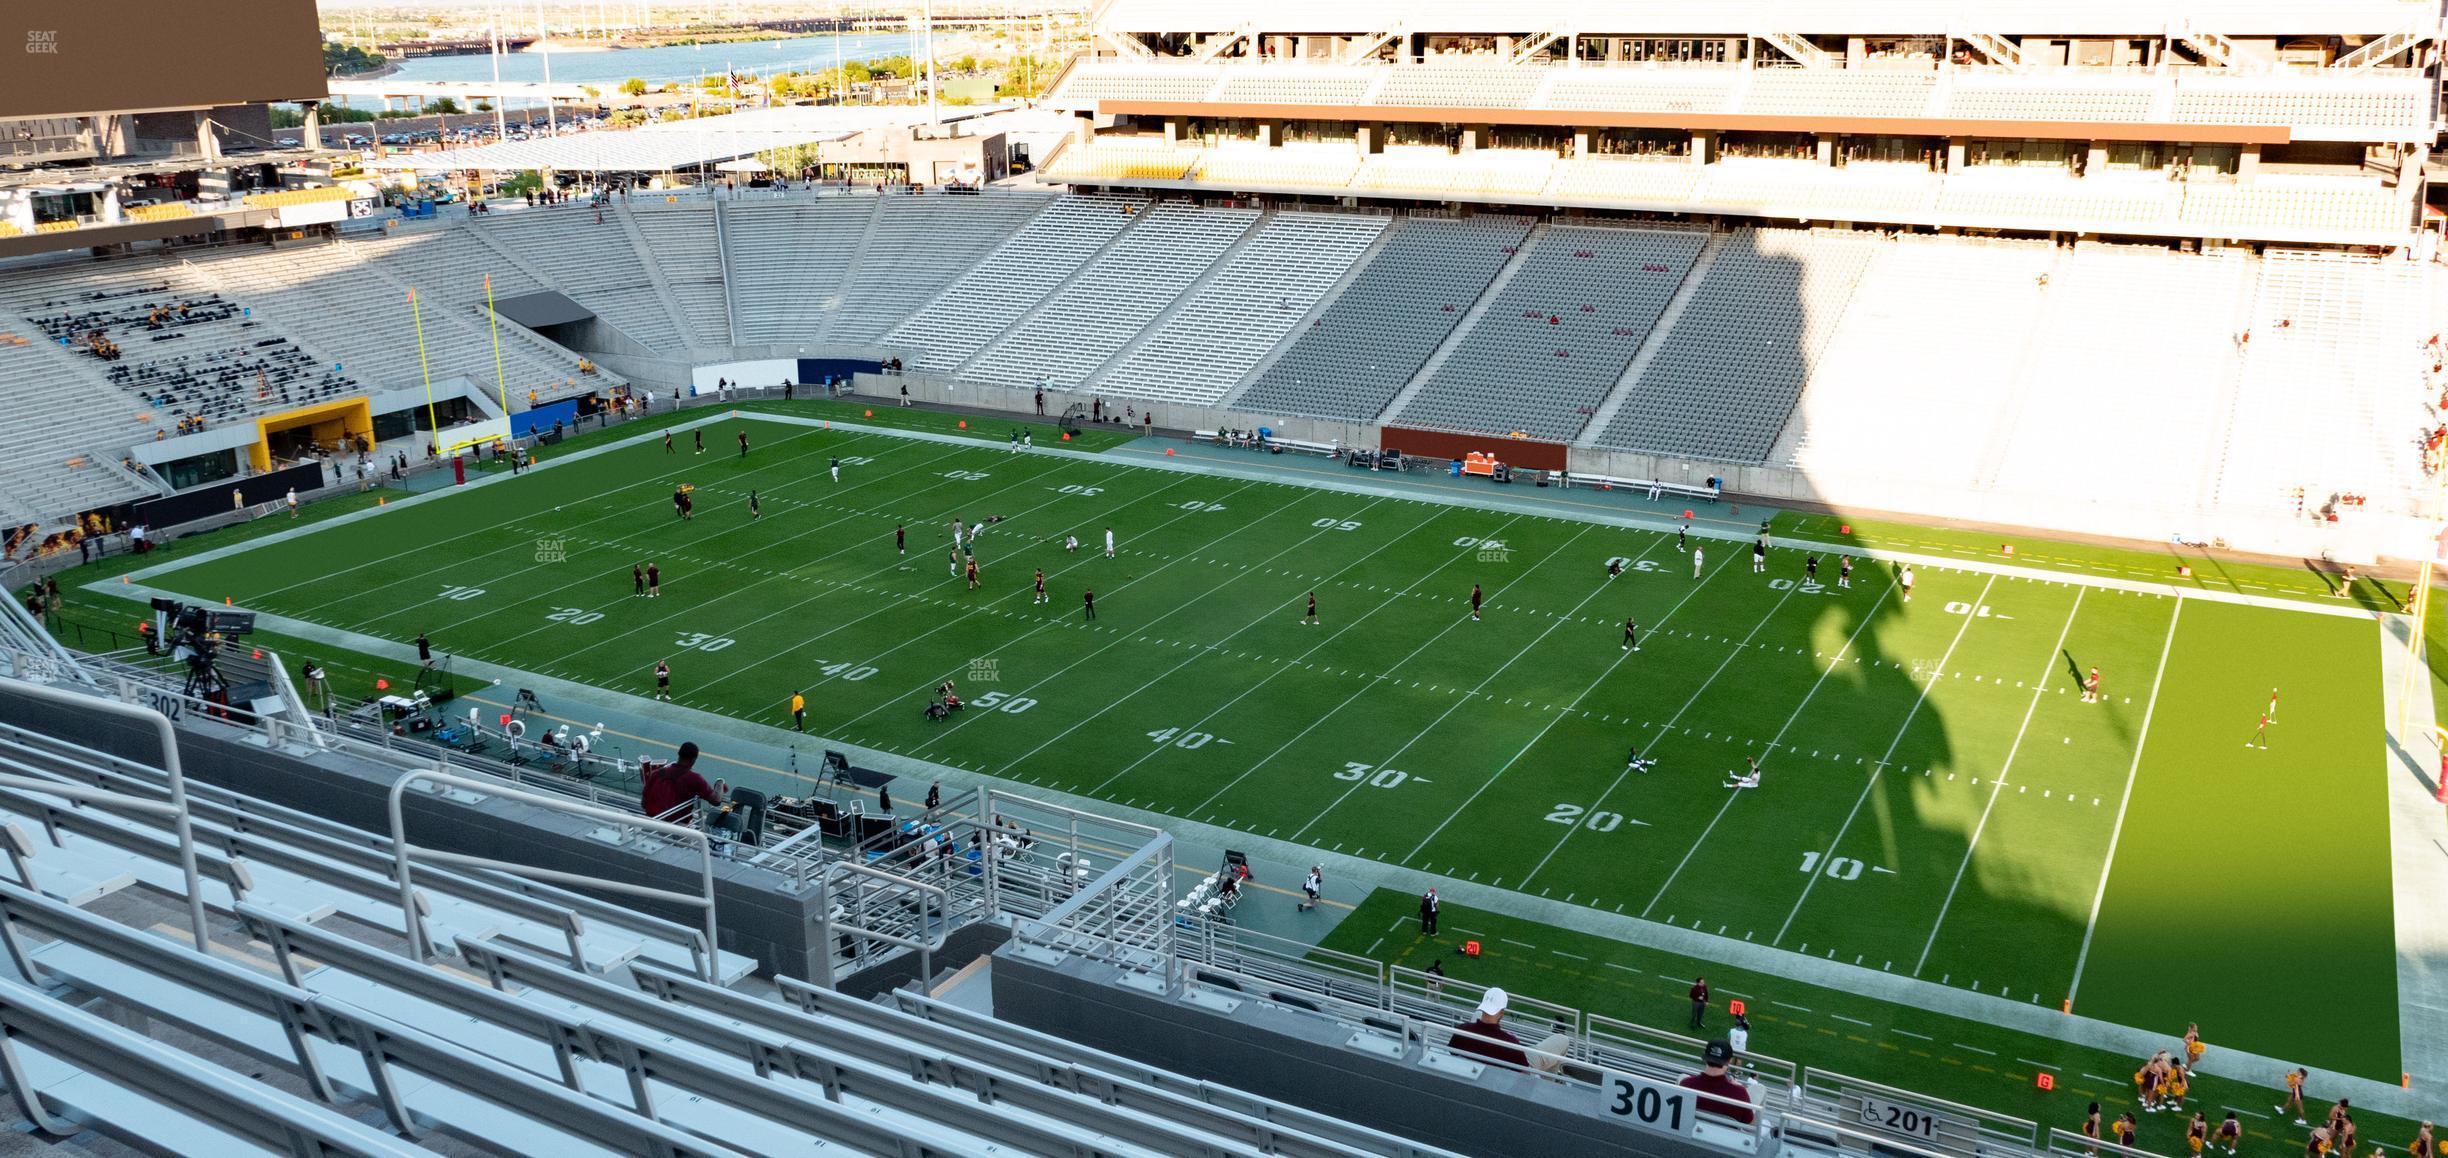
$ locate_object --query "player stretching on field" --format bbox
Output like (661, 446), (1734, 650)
(1627, 745), (1655, 774)
(1469, 583), (1483, 621)
(1723, 757), (1761, 790)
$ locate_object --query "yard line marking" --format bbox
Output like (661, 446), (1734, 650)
(2224, 1108), (2270, 1120)
(1770, 1001), (1813, 1013)
(1399, 531), (1686, 858)
(1182, 518), (1578, 817)
(1551, 950), (1588, 961)
(1912, 588), (2086, 975)
(321, 429), (937, 631)
(823, 476), (1266, 732)
(1632, 583), (1896, 913)
(1830, 1014), (1872, 1027)
(2081, 1073), (2123, 1085)
(250, 417), (854, 605)
(1500, 938), (1538, 949)
(2067, 599), (2183, 1005)
(1081, 507), (1514, 796)
(1891, 1029), (1933, 1041)
(1772, 574), (1998, 945)
(1605, 963), (1640, 974)
(1953, 1043), (1998, 1056)
(475, 443), (1029, 667)
(966, 495), (1416, 774)
(2018, 1059), (2061, 1071)
(667, 455), (1166, 701)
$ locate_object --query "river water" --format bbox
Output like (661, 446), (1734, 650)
(338, 32), (919, 108)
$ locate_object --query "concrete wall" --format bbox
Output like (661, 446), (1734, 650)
(0, 684), (829, 979)
(991, 946), (1731, 1158)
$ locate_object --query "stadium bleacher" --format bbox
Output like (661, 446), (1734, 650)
(625, 201), (732, 345)
(1588, 228), (1877, 462)
(1230, 215), (1533, 422)
(964, 201), (1260, 389)
(474, 205), (693, 354)
(1389, 223), (1707, 441)
(1096, 210), (1389, 407)
(890, 193), (1148, 374)
(828, 192), (1057, 345)
(1983, 246), (2255, 507)
(719, 194), (876, 346)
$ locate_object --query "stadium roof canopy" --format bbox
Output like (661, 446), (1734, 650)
(1096, 0), (2438, 35)
(363, 105), (1015, 173)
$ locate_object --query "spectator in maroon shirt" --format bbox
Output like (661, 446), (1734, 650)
(1679, 1040), (1756, 1125)
(1689, 975), (1709, 1030)
(640, 742), (721, 822)
(1447, 987), (1529, 1069)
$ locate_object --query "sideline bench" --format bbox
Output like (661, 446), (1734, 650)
(1564, 472), (1721, 501)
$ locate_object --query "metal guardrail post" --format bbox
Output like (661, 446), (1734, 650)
(386, 768), (720, 981)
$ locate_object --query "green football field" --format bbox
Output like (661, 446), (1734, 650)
(119, 409), (2401, 1080)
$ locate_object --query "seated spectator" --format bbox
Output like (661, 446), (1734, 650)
(1448, 987), (1529, 1069)
(1679, 1040), (1756, 1124)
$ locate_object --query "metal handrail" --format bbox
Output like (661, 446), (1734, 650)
(386, 768), (720, 981)
(0, 678), (208, 954)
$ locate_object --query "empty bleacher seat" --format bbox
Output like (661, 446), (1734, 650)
(1097, 211), (1388, 406)
(476, 205), (692, 354)
(1231, 215), (1531, 421)
(721, 196), (877, 345)
(889, 194), (1148, 374)
(964, 202), (1259, 388)
(1391, 224), (1706, 441)
(1589, 228), (1877, 462)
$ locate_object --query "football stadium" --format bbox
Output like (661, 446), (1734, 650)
(0, 1), (2445, 1154)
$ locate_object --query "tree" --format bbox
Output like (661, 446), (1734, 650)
(500, 171), (545, 197)
(427, 97), (463, 115)
(619, 77), (648, 97)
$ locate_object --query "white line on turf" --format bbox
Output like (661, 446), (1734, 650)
(1081, 509), (1526, 796)
(1911, 588), (2087, 975)
(2018, 1059), (2061, 1071)
(275, 422), (876, 612)
(1618, 580), (1893, 908)
(1954, 1043), (1998, 1056)
(2065, 599), (2183, 1005)
(1831, 1014), (1872, 1027)
(810, 475), (1263, 730)
(1770, 574), (2000, 945)
(960, 495), (1419, 774)
(1397, 532), (1688, 859)
(416, 440), (991, 660)
(1182, 524), (1597, 818)
(1891, 1029), (1933, 1041)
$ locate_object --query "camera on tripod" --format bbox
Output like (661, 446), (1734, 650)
(147, 598), (255, 698)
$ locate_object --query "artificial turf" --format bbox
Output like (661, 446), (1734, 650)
(1317, 888), (2425, 1157)
(94, 410), (2404, 1084)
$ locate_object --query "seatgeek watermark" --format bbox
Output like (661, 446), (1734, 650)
(26, 30), (60, 54)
